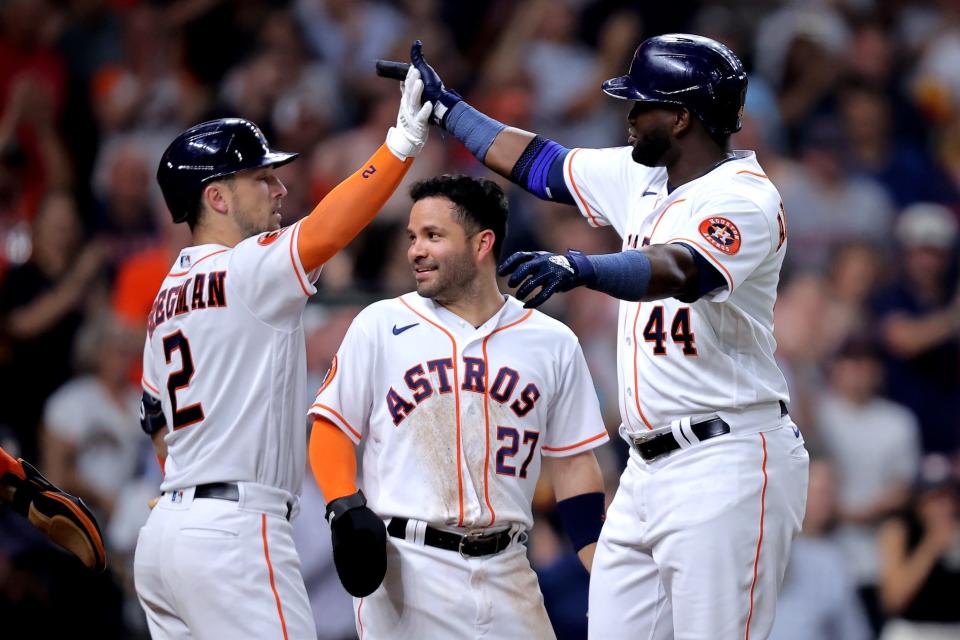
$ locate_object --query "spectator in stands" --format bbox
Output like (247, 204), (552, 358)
(874, 203), (960, 455)
(877, 455), (960, 639)
(817, 336), (922, 633)
(90, 4), (205, 137)
(91, 137), (160, 279)
(0, 192), (105, 461)
(39, 313), (142, 528)
(776, 117), (894, 273)
(838, 79), (958, 208)
(769, 458), (872, 640)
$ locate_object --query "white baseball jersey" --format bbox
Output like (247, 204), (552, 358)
(563, 147), (789, 434)
(308, 292), (608, 530)
(141, 219), (319, 495)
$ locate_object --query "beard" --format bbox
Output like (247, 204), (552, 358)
(415, 249), (478, 302)
(234, 204), (278, 238)
(631, 125), (673, 166)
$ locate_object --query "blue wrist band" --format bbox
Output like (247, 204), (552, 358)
(556, 491), (605, 552)
(584, 250), (652, 301)
(445, 101), (507, 161)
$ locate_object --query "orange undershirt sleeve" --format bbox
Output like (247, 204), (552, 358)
(297, 144), (412, 273)
(309, 417), (359, 503)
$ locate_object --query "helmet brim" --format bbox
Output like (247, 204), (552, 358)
(201, 150), (299, 184)
(601, 75), (644, 100)
(262, 150), (299, 169)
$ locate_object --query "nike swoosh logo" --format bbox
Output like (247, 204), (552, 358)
(392, 323), (419, 335)
(642, 191), (657, 197)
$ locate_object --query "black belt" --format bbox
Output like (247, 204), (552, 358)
(387, 517), (514, 558)
(194, 482), (240, 501)
(189, 482), (292, 520)
(633, 401), (789, 462)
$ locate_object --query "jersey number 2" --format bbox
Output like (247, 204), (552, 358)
(642, 306), (697, 355)
(162, 331), (205, 429)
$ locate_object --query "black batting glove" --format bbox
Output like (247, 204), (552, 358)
(410, 40), (462, 128)
(498, 250), (596, 308)
(326, 490), (387, 597)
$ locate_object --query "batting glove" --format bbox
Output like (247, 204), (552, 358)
(325, 490), (387, 597)
(385, 66), (432, 161)
(498, 250), (596, 309)
(410, 39), (463, 128)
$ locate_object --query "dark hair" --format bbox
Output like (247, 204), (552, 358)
(409, 175), (509, 260)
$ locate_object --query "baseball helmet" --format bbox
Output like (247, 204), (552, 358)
(157, 118), (298, 223)
(602, 34), (747, 139)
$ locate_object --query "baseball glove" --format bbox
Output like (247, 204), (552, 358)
(3, 459), (107, 572)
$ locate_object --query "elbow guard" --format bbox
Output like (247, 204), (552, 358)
(511, 136), (574, 204)
(139, 392), (167, 436)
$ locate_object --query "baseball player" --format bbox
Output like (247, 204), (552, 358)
(307, 174), (608, 638)
(133, 67), (431, 639)
(0, 444), (106, 572)
(406, 35), (810, 639)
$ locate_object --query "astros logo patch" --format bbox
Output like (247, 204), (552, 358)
(698, 217), (741, 254)
(257, 227), (288, 246)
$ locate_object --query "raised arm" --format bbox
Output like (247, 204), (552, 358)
(410, 41), (575, 205)
(408, 41), (725, 309)
(297, 67), (432, 273)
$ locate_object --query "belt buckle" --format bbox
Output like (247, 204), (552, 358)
(458, 530), (485, 559)
(631, 430), (669, 462)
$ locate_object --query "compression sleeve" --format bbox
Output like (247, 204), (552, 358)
(309, 417), (359, 503)
(297, 144), (412, 272)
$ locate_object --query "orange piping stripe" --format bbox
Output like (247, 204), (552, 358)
(481, 309), (533, 525)
(647, 199), (687, 242)
(398, 297), (465, 525)
(736, 170), (768, 179)
(744, 433), (768, 640)
(261, 514), (289, 640)
(316, 355), (339, 395)
(566, 149), (601, 227)
(630, 305), (655, 430)
(289, 221), (312, 296)
(142, 377), (160, 395)
(357, 598), (365, 639)
(167, 249), (228, 277)
(542, 430), (608, 452)
(663, 237), (735, 288)
(310, 403), (362, 440)
(44, 492), (106, 561)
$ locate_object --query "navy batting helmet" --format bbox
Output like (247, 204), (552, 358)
(157, 118), (298, 224)
(602, 34), (747, 139)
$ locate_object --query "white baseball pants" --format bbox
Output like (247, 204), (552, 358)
(354, 522), (556, 639)
(588, 422), (809, 640)
(134, 483), (316, 639)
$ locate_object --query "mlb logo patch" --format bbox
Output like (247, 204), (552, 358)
(179, 254), (191, 268)
(170, 490), (184, 504)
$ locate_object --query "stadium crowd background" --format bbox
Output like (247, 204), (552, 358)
(0, 0), (958, 638)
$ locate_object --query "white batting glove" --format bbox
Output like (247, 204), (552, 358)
(385, 66), (432, 161)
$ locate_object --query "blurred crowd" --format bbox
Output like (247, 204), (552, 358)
(0, 0), (959, 638)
